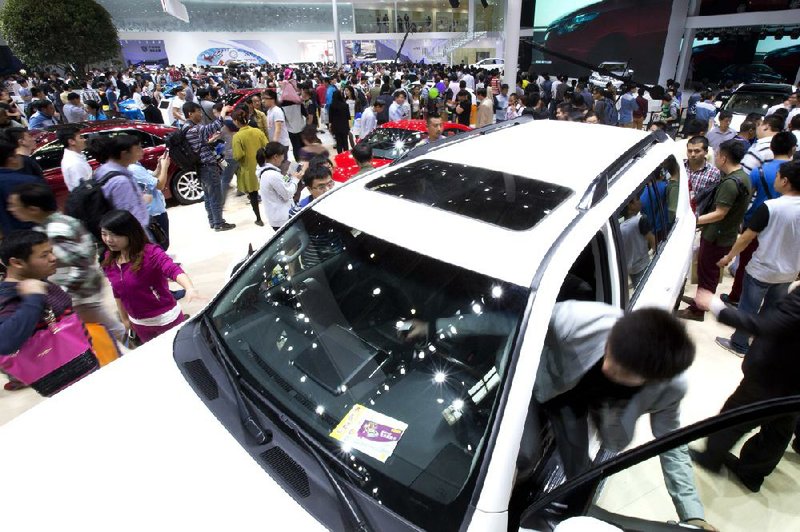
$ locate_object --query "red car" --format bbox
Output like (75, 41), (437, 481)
(31, 120), (203, 208)
(332, 119), (472, 182)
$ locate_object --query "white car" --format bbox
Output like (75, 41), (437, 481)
(589, 62), (632, 91)
(714, 82), (797, 131)
(470, 57), (504, 71)
(10, 119), (791, 531)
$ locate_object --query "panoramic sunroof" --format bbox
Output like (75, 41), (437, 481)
(365, 159), (573, 231)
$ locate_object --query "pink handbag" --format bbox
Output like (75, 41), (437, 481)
(0, 309), (92, 385)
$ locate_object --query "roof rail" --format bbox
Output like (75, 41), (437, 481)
(578, 128), (668, 211)
(390, 115), (534, 166)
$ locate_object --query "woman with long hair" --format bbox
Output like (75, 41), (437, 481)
(231, 108), (268, 226)
(99, 210), (199, 344)
(328, 90), (351, 154)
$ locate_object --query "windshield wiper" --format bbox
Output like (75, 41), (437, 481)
(203, 316), (271, 445)
(203, 318), (373, 531)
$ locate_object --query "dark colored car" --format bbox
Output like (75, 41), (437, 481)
(332, 119), (471, 182)
(31, 120), (203, 208)
(719, 63), (786, 84)
(691, 42), (740, 82)
(764, 44), (800, 83)
(542, 0), (673, 80)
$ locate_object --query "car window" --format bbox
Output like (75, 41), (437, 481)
(207, 209), (529, 531)
(724, 91), (789, 115)
(91, 128), (154, 148)
(442, 128), (462, 137)
(615, 156), (678, 300)
(361, 127), (422, 160)
(31, 140), (65, 171)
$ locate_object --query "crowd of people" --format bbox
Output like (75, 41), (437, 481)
(0, 60), (799, 510)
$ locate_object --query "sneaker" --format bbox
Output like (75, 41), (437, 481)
(723, 453), (762, 492)
(720, 293), (739, 307)
(3, 377), (28, 391)
(215, 223), (236, 232)
(715, 337), (746, 358)
(676, 308), (705, 322)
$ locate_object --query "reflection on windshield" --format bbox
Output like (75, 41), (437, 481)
(363, 128), (423, 160)
(209, 210), (528, 530)
(724, 92), (788, 115)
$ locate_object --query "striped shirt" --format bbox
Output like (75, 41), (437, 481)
(184, 118), (224, 165)
(741, 136), (774, 174)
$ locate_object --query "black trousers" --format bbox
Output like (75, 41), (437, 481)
(704, 377), (798, 483)
(333, 131), (349, 154)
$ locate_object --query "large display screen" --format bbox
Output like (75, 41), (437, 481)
(531, 0), (673, 83)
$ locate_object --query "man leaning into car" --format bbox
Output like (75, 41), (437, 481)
(533, 301), (717, 531)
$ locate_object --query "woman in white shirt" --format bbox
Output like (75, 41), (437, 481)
(169, 89), (186, 126)
(258, 142), (300, 231)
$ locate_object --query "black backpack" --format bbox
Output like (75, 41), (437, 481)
(694, 173), (749, 216)
(64, 171), (124, 243)
(164, 124), (201, 171)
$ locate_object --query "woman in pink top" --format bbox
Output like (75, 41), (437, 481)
(99, 210), (199, 343)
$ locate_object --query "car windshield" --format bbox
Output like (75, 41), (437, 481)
(208, 209), (528, 530)
(362, 128), (423, 160)
(599, 63), (626, 72)
(32, 140), (67, 170)
(723, 91), (788, 115)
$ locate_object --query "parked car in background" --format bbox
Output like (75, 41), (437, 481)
(764, 44), (800, 83)
(471, 57), (504, 71)
(332, 119), (471, 182)
(31, 120), (204, 207)
(719, 63), (786, 84)
(716, 82), (796, 130)
(589, 61), (633, 90)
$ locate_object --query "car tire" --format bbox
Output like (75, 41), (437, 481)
(170, 169), (204, 205)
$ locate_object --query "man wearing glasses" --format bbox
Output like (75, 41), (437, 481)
(288, 164), (335, 219)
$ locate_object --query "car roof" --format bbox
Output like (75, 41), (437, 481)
(734, 83), (795, 93)
(33, 120), (175, 146)
(314, 120), (651, 286)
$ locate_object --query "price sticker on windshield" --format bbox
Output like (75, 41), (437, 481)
(330, 404), (408, 463)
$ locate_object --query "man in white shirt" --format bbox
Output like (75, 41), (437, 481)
(388, 91), (411, 122)
(264, 89), (291, 152)
(359, 100), (383, 138)
(58, 126), (92, 191)
(765, 91), (798, 120)
(462, 70), (475, 91)
(62, 92), (88, 124)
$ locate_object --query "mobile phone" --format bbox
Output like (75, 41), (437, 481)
(290, 162), (302, 174)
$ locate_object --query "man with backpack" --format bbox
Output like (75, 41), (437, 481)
(183, 101), (235, 232)
(593, 88), (618, 126)
(679, 140), (753, 322)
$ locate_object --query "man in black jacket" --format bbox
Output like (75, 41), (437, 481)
(691, 285), (800, 492)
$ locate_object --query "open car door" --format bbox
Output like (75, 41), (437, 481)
(517, 396), (800, 531)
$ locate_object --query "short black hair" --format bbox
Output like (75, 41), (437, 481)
(718, 138), (747, 164)
(66, 92), (81, 102)
(763, 114), (785, 133)
(10, 182), (57, 213)
(607, 307), (695, 380)
(302, 162), (332, 188)
(1, 126), (27, 148)
(780, 161), (800, 191)
(57, 125), (81, 147)
(0, 140), (18, 166)
(683, 118), (708, 136)
(687, 135), (709, 151)
(182, 101), (201, 117)
(739, 120), (756, 134)
(770, 131), (797, 157)
(0, 229), (49, 266)
(476, 87), (487, 97)
(351, 142), (372, 164)
(717, 110), (733, 121)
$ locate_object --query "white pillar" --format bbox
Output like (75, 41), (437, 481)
(658, 0), (690, 86)
(502, 0), (521, 87)
(332, 0), (344, 65)
(468, 0), (475, 34)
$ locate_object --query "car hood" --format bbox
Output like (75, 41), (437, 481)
(0, 329), (325, 532)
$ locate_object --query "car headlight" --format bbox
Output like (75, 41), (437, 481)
(550, 12), (599, 36)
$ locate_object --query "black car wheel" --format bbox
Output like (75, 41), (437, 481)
(171, 169), (204, 205)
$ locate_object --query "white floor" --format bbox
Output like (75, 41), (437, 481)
(1, 186), (798, 531)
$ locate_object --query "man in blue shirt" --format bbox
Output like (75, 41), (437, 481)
(0, 141), (42, 237)
(619, 85), (638, 127)
(27, 100), (58, 130)
(694, 91), (717, 125)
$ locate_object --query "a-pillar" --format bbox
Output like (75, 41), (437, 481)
(502, 0), (521, 87)
(468, 0), (475, 34)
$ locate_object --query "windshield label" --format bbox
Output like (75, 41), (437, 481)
(330, 404), (407, 463)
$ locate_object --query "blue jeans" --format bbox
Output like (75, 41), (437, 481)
(199, 164), (224, 228)
(730, 272), (790, 353)
(220, 158), (238, 207)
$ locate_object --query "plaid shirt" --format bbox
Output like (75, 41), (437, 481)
(184, 118), (224, 165)
(34, 212), (104, 305)
(684, 159), (721, 197)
